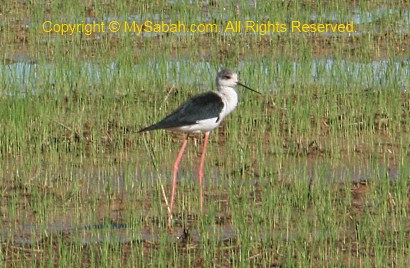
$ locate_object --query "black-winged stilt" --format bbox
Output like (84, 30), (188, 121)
(139, 69), (259, 231)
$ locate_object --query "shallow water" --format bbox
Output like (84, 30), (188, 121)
(1, 158), (405, 244)
(1, 59), (408, 96)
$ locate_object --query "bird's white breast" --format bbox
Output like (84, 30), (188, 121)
(216, 86), (238, 119)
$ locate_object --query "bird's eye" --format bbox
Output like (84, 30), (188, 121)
(223, 75), (231, 79)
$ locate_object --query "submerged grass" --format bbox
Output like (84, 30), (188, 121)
(1, 0), (410, 267)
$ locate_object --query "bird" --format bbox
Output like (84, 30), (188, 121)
(139, 69), (260, 232)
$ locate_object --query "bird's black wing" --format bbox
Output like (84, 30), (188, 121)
(139, 91), (224, 132)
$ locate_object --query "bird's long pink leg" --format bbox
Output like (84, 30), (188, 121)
(198, 132), (210, 214)
(168, 133), (189, 232)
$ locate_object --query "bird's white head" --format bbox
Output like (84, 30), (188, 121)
(216, 69), (261, 94)
(216, 69), (238, 89)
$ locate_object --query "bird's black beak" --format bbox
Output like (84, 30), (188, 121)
(237, 82), (261, 94)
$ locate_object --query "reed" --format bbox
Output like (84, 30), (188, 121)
(1, 0), (409, 267)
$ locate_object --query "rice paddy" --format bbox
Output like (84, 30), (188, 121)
(1, 0), (410, 267)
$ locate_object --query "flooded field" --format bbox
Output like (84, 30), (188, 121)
(1, 0), (410, 267)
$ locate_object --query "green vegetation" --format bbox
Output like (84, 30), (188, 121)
(1, 0), (409, 267)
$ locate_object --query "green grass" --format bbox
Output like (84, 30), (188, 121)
(1, 0), (410, 267)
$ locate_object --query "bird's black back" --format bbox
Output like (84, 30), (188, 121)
(139, 91), (224, 132)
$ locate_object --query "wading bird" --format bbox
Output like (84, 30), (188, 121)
(139, 69), (259, 232)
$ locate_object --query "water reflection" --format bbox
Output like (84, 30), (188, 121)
(1, 59), (408, 96)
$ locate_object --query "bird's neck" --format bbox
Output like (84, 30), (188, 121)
(217, 86), (238, 115)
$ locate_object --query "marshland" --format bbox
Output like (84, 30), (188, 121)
(1, 0), (409, 267)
